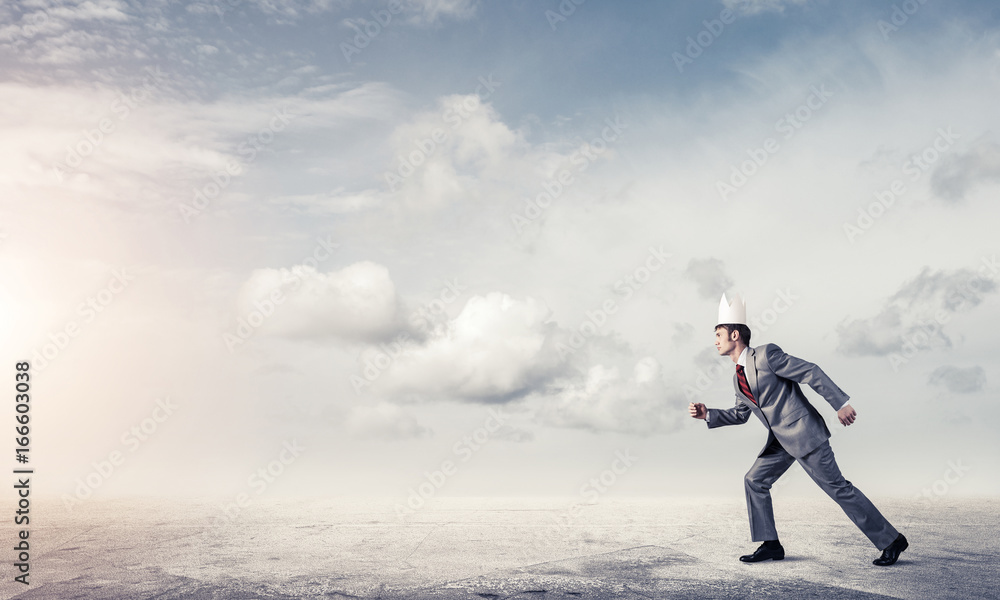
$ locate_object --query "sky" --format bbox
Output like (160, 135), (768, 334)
(1, 0), (999, 512)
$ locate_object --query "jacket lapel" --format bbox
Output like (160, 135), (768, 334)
(746, 346), (760, 404)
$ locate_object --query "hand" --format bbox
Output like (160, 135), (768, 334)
(837, 404), (857, 426)
(689, 402), (707, 420)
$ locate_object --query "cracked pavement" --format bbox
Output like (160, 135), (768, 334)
(2, 496), (996, 599)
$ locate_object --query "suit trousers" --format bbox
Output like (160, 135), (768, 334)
(744, 437), (899, 550)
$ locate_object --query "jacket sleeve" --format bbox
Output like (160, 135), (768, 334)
(706, 395), (752, 428)
(763, 344), (850, 411)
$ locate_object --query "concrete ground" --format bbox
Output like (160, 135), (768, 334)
(2, 496), (997, 599)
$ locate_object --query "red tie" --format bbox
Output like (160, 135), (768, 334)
(736, 364), (756, 405)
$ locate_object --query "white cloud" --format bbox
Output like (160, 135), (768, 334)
(684, 257), (733, 300)
(0, 1), (134, 63)
(211, 0), (472, 25)
(931, 136), (1000, 203)
(236, 261), (406, 342)
(837, 266), (998, 357)
(929, 365), (987, 394)
(407, 0), (478, 24)
(195, 44), (218, 56)
(346, 402), (431, 439)
(382, 293), (569, 402)
(269, 188), (384, 214)
(531, 357), (685, 436)
(383, 93), (539, 210)
(0, 79), (402, 216)
(48, 0), (132, 22)
(336, 91), (599, 219)
(243, 0), (351, 20)
(723, 0), (808, 15)
(32, 28), (122, 64)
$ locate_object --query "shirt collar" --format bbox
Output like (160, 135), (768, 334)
(737, 346), (748, 368)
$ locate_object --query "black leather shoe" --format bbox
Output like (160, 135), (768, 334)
(873, 533), (908, 566)
(740, 542), (785, 562)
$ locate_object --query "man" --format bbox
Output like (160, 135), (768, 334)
(688, 293), (908, 566)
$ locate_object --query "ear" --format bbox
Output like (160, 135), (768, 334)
(730, 330), (739, 342)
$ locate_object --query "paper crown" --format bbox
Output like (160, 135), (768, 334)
(718, 293), (747, 325)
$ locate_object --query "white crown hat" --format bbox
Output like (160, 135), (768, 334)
(718, 293), (747, 325)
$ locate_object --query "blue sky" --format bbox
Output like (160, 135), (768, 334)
(1, 0), (998, 507)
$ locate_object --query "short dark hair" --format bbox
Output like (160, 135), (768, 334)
(716, 323), (752, 346)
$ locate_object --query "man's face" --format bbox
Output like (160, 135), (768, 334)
(715, 326), (738, 356)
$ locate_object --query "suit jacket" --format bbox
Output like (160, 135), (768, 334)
(706, 343), (850, 459)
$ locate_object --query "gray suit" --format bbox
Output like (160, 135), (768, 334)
(707, 344), (898, 550)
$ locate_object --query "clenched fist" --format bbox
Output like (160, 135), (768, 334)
(689, 402), (707, 420)
(837, 404), (857, 426)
